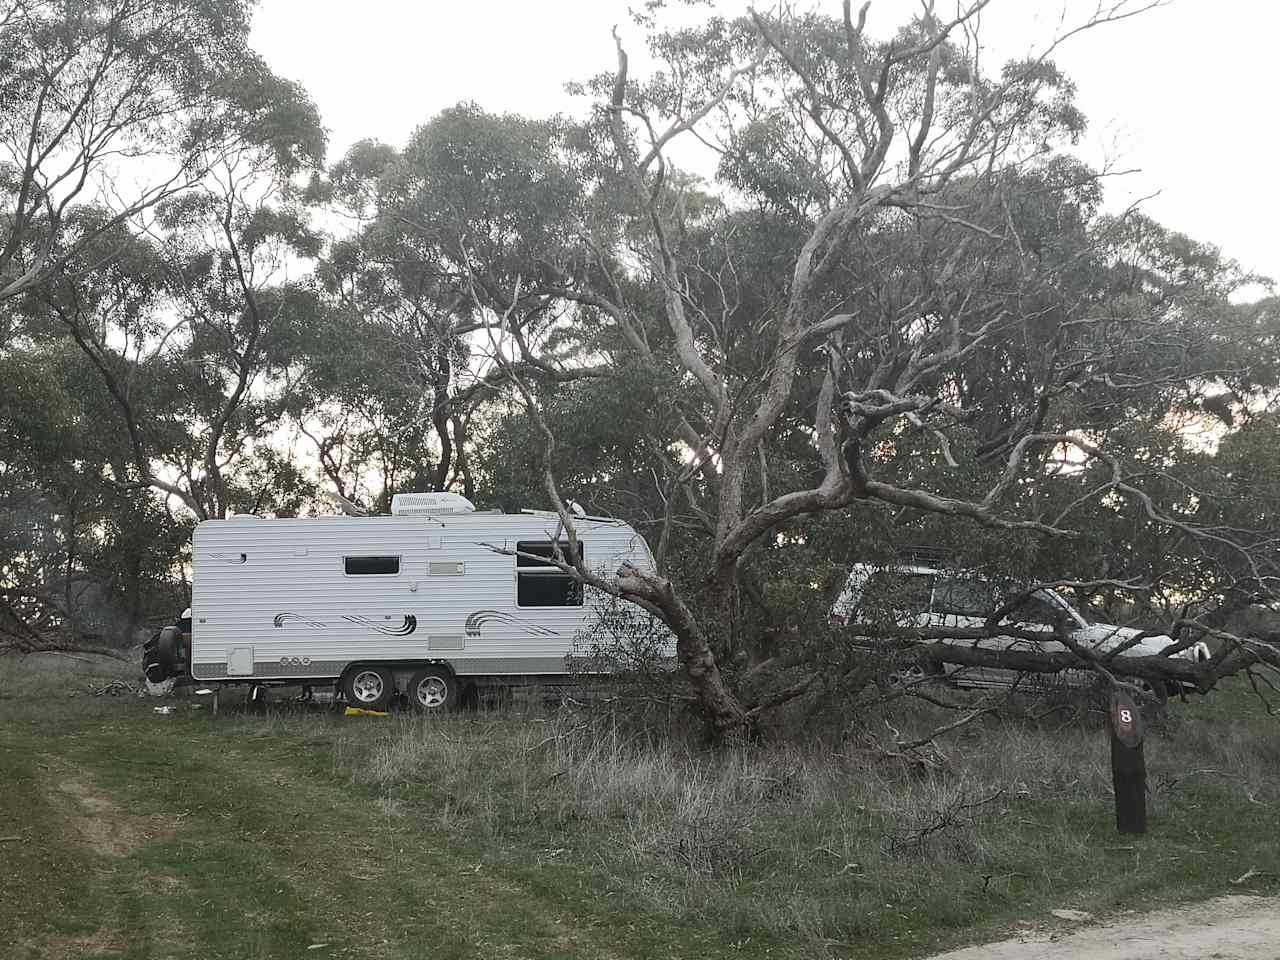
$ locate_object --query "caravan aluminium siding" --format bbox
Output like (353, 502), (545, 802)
(189, 514), (657, 682)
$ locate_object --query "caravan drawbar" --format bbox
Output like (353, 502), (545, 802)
(142, 493), (663, 710)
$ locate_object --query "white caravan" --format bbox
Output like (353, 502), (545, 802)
(143, 493), (667, 710)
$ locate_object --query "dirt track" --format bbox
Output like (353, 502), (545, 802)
(929, 896), (1280, 960)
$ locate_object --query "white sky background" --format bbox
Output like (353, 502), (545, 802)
(250, 0), (1278, 295)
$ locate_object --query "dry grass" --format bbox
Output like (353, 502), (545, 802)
(0, 650), (134, 696)
(7, 654), (1279, 957)
(319, 682), (1280, 925)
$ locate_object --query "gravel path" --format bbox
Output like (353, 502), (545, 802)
(928, 896), (1280, 960)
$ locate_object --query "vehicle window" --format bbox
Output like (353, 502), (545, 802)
(861, 571), (933, 617)
(516, 540), (584, 607)
(1006, 590), (1067, 628)
(932, 578), (996, 617)
(344, 555), (400, 576)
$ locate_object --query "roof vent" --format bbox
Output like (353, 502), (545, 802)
(390, 492), (477, 517)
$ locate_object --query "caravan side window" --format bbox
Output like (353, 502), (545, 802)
(344, 555), (400, 576)
(516, 541), (584, 607)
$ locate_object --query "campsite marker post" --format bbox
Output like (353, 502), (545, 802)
(1108, 689), (1147, 834)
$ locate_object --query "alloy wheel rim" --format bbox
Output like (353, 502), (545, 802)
(352, 671), (384, 703)
(417, 677), (447, 708)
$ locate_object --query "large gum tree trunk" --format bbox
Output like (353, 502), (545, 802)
(616, 564), (747, 736)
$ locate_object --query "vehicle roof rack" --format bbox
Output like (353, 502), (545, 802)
(896, 545), (950, 566)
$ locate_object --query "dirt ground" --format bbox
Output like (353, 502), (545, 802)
(43, 758), (178, 858)
(929, 896), (1280, 959)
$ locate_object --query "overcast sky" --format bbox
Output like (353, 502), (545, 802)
(251, 0), (1277, 293)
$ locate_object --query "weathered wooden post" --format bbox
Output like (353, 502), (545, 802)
(1108, 689), (1147, 834)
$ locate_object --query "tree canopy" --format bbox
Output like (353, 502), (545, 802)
(0, 0), (1276, 732)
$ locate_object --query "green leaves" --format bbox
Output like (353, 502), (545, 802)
(209, 55), (326, 174)
(0, 0), (325, 310)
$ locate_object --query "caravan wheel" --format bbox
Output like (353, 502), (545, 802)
(408, 668), (457, 713)
(344, 667), (394, 711)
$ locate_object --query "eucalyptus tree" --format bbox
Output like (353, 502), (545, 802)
(308, 105), (613, 508)
(0, 0), (321, 305)
(0, 5), (326, 531)
(0, 189), (325, 654)
(481, 1), (1280, 733)
(11, 181), (325, 523)
(0, 0), (326, 650)
(0, 340), (189, 654)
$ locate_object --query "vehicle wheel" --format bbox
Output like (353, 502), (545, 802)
(143, 656), (166, 685)
(407, 667), (457, 713)
(344, 666), (395, 711)
(919, 655), (946, 681)
(887, 658), (939, 688)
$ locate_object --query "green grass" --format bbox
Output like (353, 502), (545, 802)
(1, 656), (1278, 958)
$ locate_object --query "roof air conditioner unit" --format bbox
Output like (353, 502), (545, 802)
(390, 492), (477, 516)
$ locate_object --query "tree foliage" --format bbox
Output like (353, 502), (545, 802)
(0, 0), (1276, 726)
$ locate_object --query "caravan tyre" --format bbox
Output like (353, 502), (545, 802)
(408, 668), (456, 713)
(343, 666), (394, 711)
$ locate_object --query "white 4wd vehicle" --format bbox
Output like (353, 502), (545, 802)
(830, 564), (1210, 697)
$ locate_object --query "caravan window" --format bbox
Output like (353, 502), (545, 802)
(516, 540), (584, 607)
(344, 555), (400, 576)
